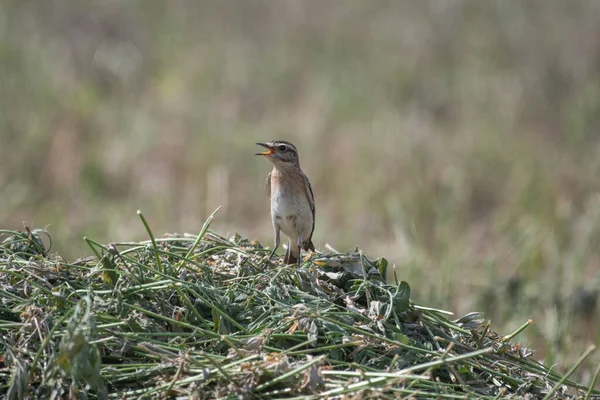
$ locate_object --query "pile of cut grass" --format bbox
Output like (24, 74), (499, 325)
(1, 211), (599, 399)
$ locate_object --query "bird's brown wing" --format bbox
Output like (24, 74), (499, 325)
(303, 172), (316, 251)
(265, 172), (271, 199)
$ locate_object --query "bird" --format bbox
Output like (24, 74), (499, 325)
(255, 140), (315, 266)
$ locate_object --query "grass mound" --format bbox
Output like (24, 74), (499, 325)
(1, 213), (599, 399)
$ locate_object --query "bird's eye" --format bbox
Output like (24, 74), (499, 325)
(278, 145), (287, 152)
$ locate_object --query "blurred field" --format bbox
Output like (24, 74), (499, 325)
(1, 0), (599, 383)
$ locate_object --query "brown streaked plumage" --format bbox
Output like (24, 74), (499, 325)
(255, 140), (315, 265)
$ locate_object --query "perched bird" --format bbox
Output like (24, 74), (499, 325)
(255, 140), (315, 265)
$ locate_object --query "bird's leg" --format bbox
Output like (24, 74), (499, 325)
(268, 224), (280, 262)
(296, 236), (303, 267)
(268, 246), (278, 262)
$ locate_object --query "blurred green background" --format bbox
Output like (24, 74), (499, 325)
(1, 0), (599, 382)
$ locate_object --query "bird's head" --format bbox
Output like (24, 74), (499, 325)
(255, 140), (300, 166)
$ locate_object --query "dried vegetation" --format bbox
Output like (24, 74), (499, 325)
(1, 212), (599, 399)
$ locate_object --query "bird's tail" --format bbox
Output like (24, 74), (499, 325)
(284, 246), (298, 265)
(284, 240), (315, 265)
(304, 240), (315, 252)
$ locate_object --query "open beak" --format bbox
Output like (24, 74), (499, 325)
(255, 142), (274, 156)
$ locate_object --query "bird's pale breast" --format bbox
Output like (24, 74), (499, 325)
(270, 171), (313, 241)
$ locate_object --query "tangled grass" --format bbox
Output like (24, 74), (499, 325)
(1, 211), (599, 399)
